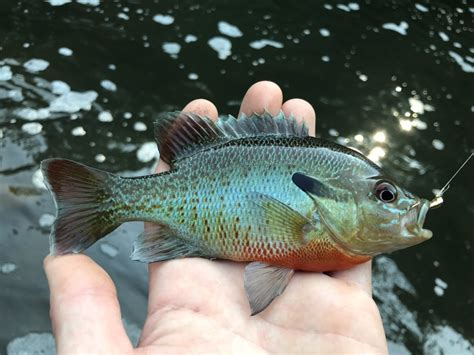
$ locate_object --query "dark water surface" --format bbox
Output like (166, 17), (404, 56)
(1, 0), (473, 353)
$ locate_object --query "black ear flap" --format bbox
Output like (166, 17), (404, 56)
(292, 172), (335, 199)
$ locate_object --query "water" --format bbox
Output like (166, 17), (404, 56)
(1, 0), (473, 353)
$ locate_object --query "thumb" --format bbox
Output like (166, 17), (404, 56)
(44, 254), (133, 353)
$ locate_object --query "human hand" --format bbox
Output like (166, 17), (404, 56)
(44, 81), (388, 354)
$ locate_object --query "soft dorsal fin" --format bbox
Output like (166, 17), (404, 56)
(154, 111), (308, 164)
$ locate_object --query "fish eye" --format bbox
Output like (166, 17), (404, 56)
(374, 181), (398, 203)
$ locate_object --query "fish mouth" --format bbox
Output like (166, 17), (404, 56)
(406, 199), (432, 240)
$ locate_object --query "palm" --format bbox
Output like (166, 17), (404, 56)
(44, 82), (388, 354)
(138, 259), (386, 353)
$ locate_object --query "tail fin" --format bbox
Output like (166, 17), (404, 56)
(41, 159), (120, 255)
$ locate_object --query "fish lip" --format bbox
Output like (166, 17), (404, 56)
(409, 199), (432, 240)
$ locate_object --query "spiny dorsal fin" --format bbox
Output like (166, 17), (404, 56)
(154, 111), (308, 164)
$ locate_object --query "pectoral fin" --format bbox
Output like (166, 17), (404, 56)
(249, 193), (313, 245)
(244, 262), (294, 316)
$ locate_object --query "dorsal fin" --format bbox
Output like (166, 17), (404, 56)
(154, 111), (308, 164)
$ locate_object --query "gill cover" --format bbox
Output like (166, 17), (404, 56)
(291, 172), (359, 252)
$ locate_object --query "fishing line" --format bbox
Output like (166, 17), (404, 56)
(430, 152), (473, 208)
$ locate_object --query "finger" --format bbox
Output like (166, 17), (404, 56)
(239, 81), (283, 116)
(155, 99), (218, 174)
(281, 98), (316, 136)
(328, 260), (372, 294)
(44, 255), (132, 353)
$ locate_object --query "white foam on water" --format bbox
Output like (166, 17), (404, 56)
(184, 34), (198, 43)
(100, 242), (119, 258)
(319, 28), (330, 37)
(77, 0), (100, 6)
(23, 59), (50, 72)
(100, 79), (117, 91)
(373, 131), (386, 142)
(448, 51), (474, 73)
(46, 0), (71, 5)
(424, 325), (473, 354)
(328, 128), (339, 137)
(58, 47), (73, 56)
(98, 111), (113, 122)
(188, 72), (198, 80)
(438, 31), (449, 42)
(382, 21), (409, 35)
(432, 139), (445, 150)
(208, 37), (232, 59)
(415, 3), (429, 12)
(153, 14), (174, 25)
(136, 142), (158, 163)
(71, 126), (86, 136)
(49, 90), (97, 113)
(51, 80), (71, 95)
(324, 4), (333, 10)
(39, 213), (55, 228)
(0, 65), (12, 81)
(321, 55), (330, 62)
(15, 108), (50, 121)
(21, 122), (43, 135)
(95, 153), (106, 162)
(123, 112), (132, 119)
(218, 21), (243, 37)
(358, 73), (368, 81)
(337, 4), (350, 11)
(32, 169), (47, 189)
(249, 39), (284, 49)
(108, 63), (117, 70)
(133, 121), (147, 131)
(7, 333), (55, 355)
(1, 263), (17, 274)
(162, 42), (181, 56)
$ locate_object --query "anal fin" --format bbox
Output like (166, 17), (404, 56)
(244, 262), (294, 316)
(131, 223), (202, 263)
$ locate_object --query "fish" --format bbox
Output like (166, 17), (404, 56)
(41, 112), (433, 315)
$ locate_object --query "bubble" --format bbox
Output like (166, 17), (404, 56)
(98, 111), (113, 122)
(71, 126), (86, 136)
(382, 21), (409, 35)
(46, 0), (71, 6)
(21, 122), (43, 135)
(23, 59), (50, 72)
(162, 42), (181, 57)
(319, 28), (330, 37)
(133, 121), (147, 131)
(32, 169), (47, 189)
(76, 0), (100, 5)
(188, 72), (198, 80)
(208, 37), (232, 60)
(218, 21), (243, 37)
(39, 213), (55, 227)
(415, 3), (429, 12)
(432, 139), (445, 150)
(152, 14), (174, 25)
(0, 65), (13, 81)
(136, 142), (158, 163)
(95, 153), (106, 162)
(1, 263), (17, 274)
(249, 39), (284, 49)
(100, 80), (117, 92)
(184, 34), (198, 43)
(100, 242), (118, 258)
(58, 47), (73, 56)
